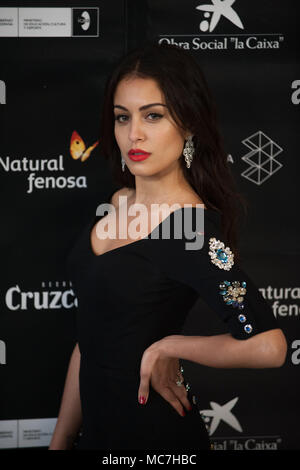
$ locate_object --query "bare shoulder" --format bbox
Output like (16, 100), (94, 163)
(110, 187), (134, 209)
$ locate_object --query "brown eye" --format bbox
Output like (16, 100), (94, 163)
(146, 112), (163, 121)
(114, 114), (129, 123)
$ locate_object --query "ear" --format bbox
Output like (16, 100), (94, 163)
(184, 133), (194, 141)
(183, 126), (193, 138)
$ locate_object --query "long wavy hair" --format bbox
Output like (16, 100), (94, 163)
(100, 42), (248, 263)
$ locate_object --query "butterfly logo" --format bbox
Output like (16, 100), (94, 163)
(70, 130), (99, 162)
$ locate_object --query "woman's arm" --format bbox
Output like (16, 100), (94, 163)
(49, 343), (82, 450)
(149, 328), (287, 369)
(137, 328), (287, 412)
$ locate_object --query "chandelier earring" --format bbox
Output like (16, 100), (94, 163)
(183, 135), (195, 169)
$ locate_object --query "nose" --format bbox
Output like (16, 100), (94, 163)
(128, 116), (145, 143)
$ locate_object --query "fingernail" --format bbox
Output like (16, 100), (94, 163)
(181, 410), (185, 417)
(139, 396), (146, 405)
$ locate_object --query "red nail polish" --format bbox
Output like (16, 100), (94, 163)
(139, 396), (146, 405)
(181, 410), (185, 417)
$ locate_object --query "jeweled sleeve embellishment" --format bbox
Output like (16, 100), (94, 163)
(208, 237), (234, 270)
(219, 280), (253, 335)
(219, 280), (247, 309)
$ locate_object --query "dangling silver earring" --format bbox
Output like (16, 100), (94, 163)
(121, 156), (126, 172)
(183, 135), (194, 168)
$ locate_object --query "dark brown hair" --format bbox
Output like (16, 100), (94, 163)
(100, 42), (248, 262)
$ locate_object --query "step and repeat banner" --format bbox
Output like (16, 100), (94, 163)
(0, 0), (299, 450)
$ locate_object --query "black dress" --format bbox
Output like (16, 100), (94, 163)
(66, 186), (279, 450)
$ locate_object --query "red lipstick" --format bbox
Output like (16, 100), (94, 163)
(128, 148), (151, 161)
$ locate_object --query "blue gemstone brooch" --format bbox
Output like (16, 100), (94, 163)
(208, 237), (234, 271)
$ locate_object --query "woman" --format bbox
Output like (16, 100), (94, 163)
(49, 43), (287, 450)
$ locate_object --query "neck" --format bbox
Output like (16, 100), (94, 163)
(132, 168), (195, 206)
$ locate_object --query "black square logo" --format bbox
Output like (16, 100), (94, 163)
(72, 8), (99, 37)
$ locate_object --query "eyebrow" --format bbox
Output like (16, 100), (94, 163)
(113, 103), (167, 111)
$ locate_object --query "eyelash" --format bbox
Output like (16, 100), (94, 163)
(114, 112), (163, 123)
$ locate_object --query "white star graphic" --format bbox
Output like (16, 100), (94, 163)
(196, 0), (244, 32)
(200, 397), (243, 435)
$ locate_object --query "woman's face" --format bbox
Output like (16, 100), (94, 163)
(113, 76), (187, 177)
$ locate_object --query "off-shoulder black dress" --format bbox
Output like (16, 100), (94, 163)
(66, 186), (278, 450)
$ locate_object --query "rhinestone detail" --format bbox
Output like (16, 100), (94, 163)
(238, 314), (246, 323)
(244, 324), (253, 334)
(209, 238), (234, 271)
(219, 280), (247, 309)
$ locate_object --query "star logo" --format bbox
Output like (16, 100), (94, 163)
(196, 0), (244, 32)
(200, 397), (243, 435)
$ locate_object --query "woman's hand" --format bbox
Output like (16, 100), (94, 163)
(138, 337), (192, 417)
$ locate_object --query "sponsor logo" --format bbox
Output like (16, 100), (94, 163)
(0, 79), (5, 104)
(199, 396), (282, 450)
(291, 80), (300, 105)
(0, 132), (98, 193)
(291, 340), (300, 365)
(240, 131), (283, 185)
(158, 2), (284, 52)
(5, 281), (78, 311)
(77, 10), (91, 31)
(211, 436), (282, 450)
(0, 418), (57, 449)
(70, 130), (99, 162)
(259, 285), (300, 319)
(0, 153), (88, 194)
(0, 340), (6, 365)
(0, 7), (99, 38)
(200, 397), (242, 435)
(72, 8), (99, 37)
(196, 0), (244, 33)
